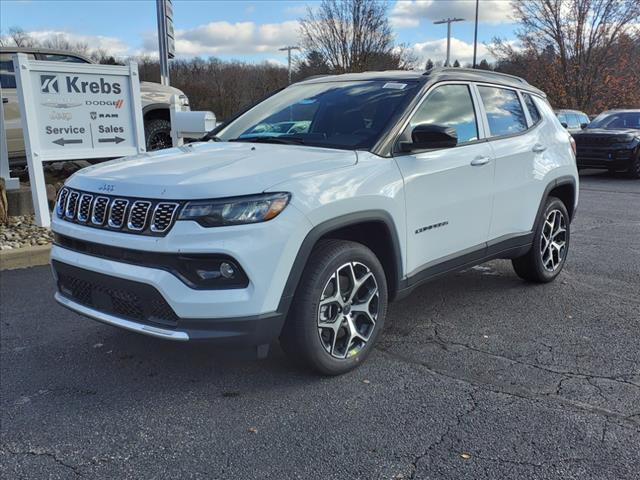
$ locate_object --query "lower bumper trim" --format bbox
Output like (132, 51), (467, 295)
(55, 292), (190, 341)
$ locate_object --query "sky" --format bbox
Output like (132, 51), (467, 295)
(0, 0), (520, 67)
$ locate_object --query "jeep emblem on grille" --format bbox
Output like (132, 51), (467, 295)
(98, 184), (115, 193)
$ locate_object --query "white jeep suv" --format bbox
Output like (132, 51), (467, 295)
(51, 68), (578, 375)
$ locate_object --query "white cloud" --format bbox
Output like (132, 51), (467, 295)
(284, 5), (308, 16)
(412, 37), (491, 65)
(142, 20), (300, 57)
(15, 30), (132, 56)
(391, 0), (516, 29)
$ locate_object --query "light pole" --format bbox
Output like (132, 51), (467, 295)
(473, 0), (479, 68)
(433, 17), (465, 67)
(279, 46), (300, 84)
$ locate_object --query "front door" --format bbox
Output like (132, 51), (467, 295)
(394, 83), (494, 277)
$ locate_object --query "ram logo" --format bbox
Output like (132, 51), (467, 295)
(40, 75), (59, 94)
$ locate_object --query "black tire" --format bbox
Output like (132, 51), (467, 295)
(280, 239), (388, 375)
(145, 118), (172, 151)
(627, 155), (640, 179)
(512, 196), (570, 283)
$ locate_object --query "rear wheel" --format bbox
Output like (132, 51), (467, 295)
(280, 240), (388, 375)
(512, 196), (570, 283)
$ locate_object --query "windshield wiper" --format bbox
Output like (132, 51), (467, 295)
(229, 136), (306, 145)
(201, 132), (222, 142)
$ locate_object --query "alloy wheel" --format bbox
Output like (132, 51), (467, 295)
(317, 262), (380, 359)
(540, 209), (567, 272)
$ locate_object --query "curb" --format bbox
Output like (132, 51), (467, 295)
(0, 244), (51, 271)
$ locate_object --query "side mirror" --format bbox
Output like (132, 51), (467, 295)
(560, 122), (568, 129)
(401, 124), (458, 152)
(580, 123), (588, 129)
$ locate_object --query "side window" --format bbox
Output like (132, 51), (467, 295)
(478, 86), (528, 137)
(409, 84), (479, 144)
(0, 53), (17, 89)
(579, 114), (590, 126)
(557, 113), (567, 125)
(522, 93), (541, 125)
(566, 114), (580, 129)
(39, 54), (89, 63)
(1, 53), (37, 89)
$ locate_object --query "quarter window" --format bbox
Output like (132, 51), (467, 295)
(478, 86), (528, 137)
(522, 93), (541, 125)
(409, 84), (479, 144)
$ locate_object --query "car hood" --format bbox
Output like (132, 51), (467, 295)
(574, 128), (639, 138)
(66, 142), (357, 199)
(139, 81), (185, 96)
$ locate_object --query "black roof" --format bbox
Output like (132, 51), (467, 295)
(298, 67), (545, 97)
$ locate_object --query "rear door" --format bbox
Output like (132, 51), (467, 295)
(476, 85), (541, 241)
(394, 83), (495, 277)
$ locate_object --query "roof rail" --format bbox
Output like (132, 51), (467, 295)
(424, 67), (530, 85)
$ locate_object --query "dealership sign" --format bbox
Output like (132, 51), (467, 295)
(13, 53), (146, 226)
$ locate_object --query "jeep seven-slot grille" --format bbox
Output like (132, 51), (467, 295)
(55, 188), (181, 236)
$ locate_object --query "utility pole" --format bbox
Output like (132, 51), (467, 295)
(156, 0), (175, 86)
(473, 0), (479, 68)
(279, 46), (300, 84)
(433, 17), (465, 67)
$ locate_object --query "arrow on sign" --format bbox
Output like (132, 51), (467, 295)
(52, 138), (83, 146)
(98, 136), (125, 144)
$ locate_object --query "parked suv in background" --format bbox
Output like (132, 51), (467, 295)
(573, 110), (640, 178)
(555, 109), (590, 134)
(0, 47), (189, 164)
(51, 68), (578, 375)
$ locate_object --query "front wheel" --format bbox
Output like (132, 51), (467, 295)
(512, 196), (570, 283)
(280, 240), (388, 375)
(145, 118), (172, 151)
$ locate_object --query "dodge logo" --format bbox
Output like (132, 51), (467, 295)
(40, 75), (59, 94)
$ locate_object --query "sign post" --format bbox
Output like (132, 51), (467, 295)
(13, 53), (146, 227)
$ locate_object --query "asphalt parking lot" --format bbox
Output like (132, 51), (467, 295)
(1, 171), (639, 480)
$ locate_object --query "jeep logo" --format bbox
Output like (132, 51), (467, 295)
(40, 75), (59, 94)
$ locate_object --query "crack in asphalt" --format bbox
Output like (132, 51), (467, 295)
(408, 391), (479, 479)
(469, 454), (585, 469)
(427, 321), (640, 389)
(375, 347), (640, 428)
(1, 444), (82, 477)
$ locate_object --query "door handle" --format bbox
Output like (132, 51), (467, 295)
(1, 97), (8, 104)
(532, 144), (547, 153)
(470, 156), (491, 166)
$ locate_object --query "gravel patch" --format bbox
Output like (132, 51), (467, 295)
(0, 215), (53, 250)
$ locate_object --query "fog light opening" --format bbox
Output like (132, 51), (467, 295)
(220, 262), (236, 279)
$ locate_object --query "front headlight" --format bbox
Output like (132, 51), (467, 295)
(178, 192), (290, 227)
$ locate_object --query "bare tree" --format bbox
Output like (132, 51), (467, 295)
(491, 0), (640, 110)
(0, 27), (39, 47)
(299, 0), (411, 72)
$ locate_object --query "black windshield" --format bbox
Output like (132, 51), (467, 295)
(216, 80), (421, 150)
(587, 112), (640, 130)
